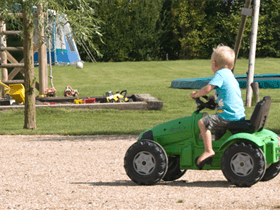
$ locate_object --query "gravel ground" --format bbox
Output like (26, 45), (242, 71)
(0, 135), (279, 209)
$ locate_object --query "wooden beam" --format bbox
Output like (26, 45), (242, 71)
(8, 42), (41, 80)
(1, 31), (23, 35)
(1, 63), (25, 68)
(233, 0), (252, 73)
(7, 51), (19, 64)
(0, 47), (24, 51)
(2, 80), (24, 84)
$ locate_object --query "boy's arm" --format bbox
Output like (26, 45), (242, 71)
(190, 84), (215, 99)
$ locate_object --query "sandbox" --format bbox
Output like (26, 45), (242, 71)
(0, 94), (163, 111)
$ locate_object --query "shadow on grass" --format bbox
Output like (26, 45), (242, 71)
(270, 129), (280, 135)
(71, 179), (232, 188)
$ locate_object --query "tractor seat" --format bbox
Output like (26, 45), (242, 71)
(227, 96), (271, 134)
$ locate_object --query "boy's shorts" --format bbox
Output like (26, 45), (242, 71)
(202, 114), (231, 131)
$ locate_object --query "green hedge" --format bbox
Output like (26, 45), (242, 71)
(83, 0), (166, 61)
(80, 0), (280, 62)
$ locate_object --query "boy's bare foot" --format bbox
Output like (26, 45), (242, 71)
(197, 151), (215, 165)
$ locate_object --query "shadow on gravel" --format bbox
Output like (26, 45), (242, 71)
(71, 180), (232, 188)
(27, 135), (138, 142)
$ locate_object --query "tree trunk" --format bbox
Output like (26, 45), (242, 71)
(23, 5), (36, 129)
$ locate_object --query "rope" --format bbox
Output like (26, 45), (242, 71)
(80, 39), (96, 63)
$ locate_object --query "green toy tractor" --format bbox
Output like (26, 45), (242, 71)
(124, 96), (280, 187)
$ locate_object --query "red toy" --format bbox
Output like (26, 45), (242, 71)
(45, 88), (56, 97)
(64, 85), (79, 97)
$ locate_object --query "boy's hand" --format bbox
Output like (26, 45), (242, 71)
(190, 85), (215, 99)
(190, 91), (198, 99)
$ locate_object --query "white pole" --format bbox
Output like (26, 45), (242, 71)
(246, 0), (260, 107)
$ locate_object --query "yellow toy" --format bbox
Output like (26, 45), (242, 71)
(106, 90), (130, 103)
(74, 99), (84, 104)
(0, 81), (25, 103)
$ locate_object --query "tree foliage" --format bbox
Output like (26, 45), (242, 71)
(170, 0), (280, 59)
(89, 0), (166, 61)
(87, 0), (280, 61)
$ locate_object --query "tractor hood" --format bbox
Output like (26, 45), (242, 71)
(138, 112), (204, 146)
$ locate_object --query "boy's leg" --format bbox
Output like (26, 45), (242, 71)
(197, 119), (215, 164)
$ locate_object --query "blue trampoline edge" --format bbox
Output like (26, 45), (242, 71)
(171, 74), (280, 89)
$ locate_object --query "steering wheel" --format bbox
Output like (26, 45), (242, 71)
(194, 95), (217, 113)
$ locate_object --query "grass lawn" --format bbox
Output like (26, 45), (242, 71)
(1, 58), (280, 135)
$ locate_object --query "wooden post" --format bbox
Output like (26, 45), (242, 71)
(233, 0), (252, 73)
(0, 20), (8, 97)
(0, 20), (3, 97)
(251, 82), (259, 105)
(38, 3), (48, 96)
(23, 6), (36, 129)
(246, 0), (260, 107)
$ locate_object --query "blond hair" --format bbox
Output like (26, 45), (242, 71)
(211, 44), (235, 70)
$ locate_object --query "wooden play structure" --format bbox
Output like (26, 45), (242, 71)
(0, 4), (48, 100)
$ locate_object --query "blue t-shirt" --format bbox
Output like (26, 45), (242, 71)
(209, 68), (245, 121)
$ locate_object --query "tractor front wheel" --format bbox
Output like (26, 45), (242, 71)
(162, 156), (186, 181)
(221, 142), (266, 187)
(124, 140), (168, 185)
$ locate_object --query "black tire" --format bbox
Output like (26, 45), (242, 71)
(261, 160), (280, 181)
(124, 140), (168, 185)
(64, 90), (71, 97)
(221, 142), (266, 187)
(162, 156), (186, 181)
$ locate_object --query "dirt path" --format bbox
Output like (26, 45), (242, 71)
(0, 135), (279, 209)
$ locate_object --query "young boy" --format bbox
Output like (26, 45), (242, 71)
(190, 44), (245, 168)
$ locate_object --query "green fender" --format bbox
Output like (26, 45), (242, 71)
(219, 132), (264, 151)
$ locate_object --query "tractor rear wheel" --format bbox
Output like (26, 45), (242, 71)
(221, 142), (266, 187)
(261, 160), (280, 181)
(124, 140), (168, 185)
(162, 156), (186, 181)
